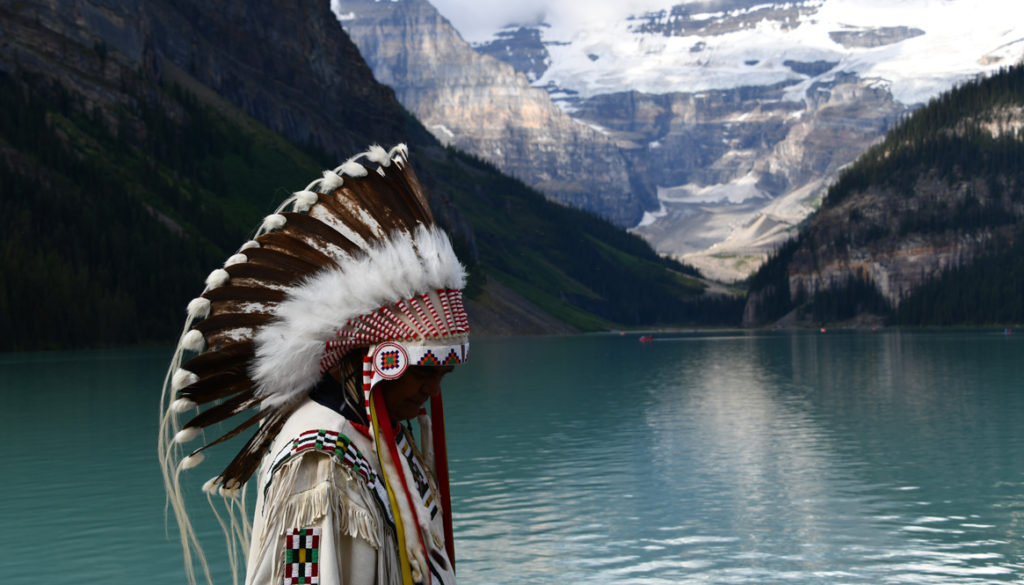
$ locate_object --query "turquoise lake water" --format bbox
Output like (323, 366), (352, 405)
(1, 330), (1022, 584)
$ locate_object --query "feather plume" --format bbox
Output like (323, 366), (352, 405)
(277, 212), (360, 259)
(256, 232), (337, 269)
(180, 393), (259, 431)
(177, 373), (252, 406)
(181, 341), (254, 378)
(202, 286), (287, 305)
(175, 426), (201, 444)
(311, 187), (382, 245)
(192, 312), (273, 335)
(223, 263), (301, 289)
(242, 246), (324, 276)
(214, 410), (291, 490)
(171, 398), (197, 413)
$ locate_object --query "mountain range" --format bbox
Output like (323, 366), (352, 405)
(335, 0), (1024, 281)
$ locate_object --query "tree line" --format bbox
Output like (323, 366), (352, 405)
(744, 62), (1024, 326)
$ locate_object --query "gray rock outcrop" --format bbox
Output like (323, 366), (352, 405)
(336, 0), (640, 225)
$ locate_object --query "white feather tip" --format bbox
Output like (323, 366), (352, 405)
(180, 329), (205, 353)
(202, 477), (221, 494)
(388, 144), (408, 165)
(186, 297), (211, 319)
(205, 268), (230, 290)
(339, 161), (368, 177)
(179, 452), (205, 470)
(219, 478), (242, 496)
(319, 170), (344, 192)
(240, 240), (260, 251)
(367, 144), (390, 166)
(293, 191), (319, 212)
(174, 426), (200, 444)
(224, 253), (248, 267)
(171, 398), (196, 413)
(171, 368), (199, 392)
(261, 214), (287, 232)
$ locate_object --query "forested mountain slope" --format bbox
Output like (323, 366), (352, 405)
(0, 0), (735, 350)
(744, 63), (1024, 326)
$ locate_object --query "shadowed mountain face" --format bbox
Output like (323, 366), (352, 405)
(0, 0), (420, 155)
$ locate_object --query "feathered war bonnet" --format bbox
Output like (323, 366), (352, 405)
(158, 144), (469, 582)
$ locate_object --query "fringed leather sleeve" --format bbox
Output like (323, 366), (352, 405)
(245, 446), (402, 585)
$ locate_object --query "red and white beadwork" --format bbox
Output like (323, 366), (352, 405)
(319, 288), (470, 375)
(372, 342), (409, 380)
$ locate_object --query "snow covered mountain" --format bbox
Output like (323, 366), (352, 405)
(502, 0), (1023, 105)
(339, 0), (1024, 281)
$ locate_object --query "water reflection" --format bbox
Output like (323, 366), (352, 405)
(0, 332), (1022, 584)
(445, 331), (1024, 584)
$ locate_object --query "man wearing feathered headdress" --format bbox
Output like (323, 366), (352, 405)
(159, 144), (468, 585)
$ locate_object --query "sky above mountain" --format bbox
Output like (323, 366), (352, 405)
(428, 0), (1024, 105)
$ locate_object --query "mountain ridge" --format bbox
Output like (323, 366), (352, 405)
(743, 63), (1024, 327)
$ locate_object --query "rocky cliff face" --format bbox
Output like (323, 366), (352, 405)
(334, 0), (641, 225)
(566, 73), (905, 281)
(741, 83), (1024, 326)
(474, 26), (551, 83)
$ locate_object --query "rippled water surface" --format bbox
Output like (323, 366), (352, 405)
(2, 330), (1023, 584)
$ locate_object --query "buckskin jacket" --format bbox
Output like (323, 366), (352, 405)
(245, 398), (455, 585)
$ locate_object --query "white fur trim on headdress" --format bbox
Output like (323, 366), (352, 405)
(250, 224), (466, 409)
